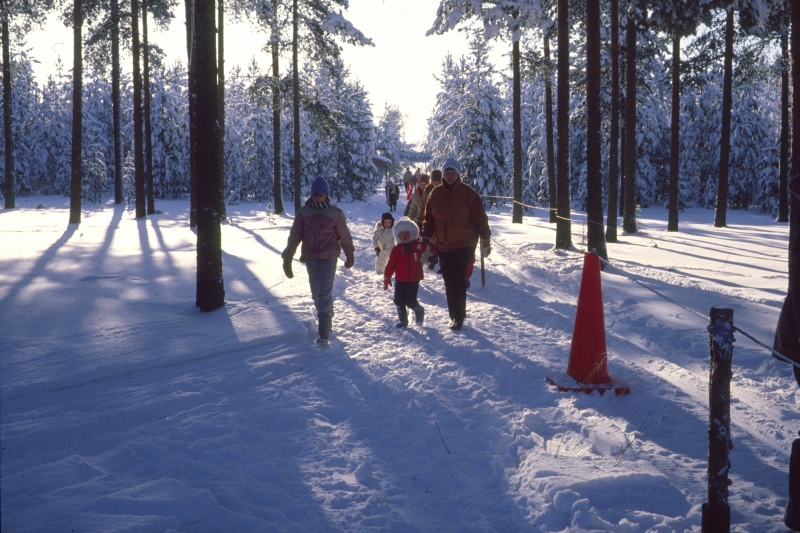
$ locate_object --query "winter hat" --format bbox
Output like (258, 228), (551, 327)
(381, 212), (395, 226)
(310, 176), (329, 196)
(431, 169), (442, 182)
(442, 157), (461, 175)
(393, 217), (420, 243)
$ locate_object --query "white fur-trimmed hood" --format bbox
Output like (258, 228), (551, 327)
(392, 217), (419, 243)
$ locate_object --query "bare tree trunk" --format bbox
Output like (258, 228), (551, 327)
(620, 125), (625, 216)
(271, 27), (284, 214)
(555, 0), (572, 249)
(111, 0), (122, 204)
(217, 0), (226, 219)
(143, 0), (155, 215)
(131, 0), (145, 219)
(292, 0), (301, 212)
(622, 16), (636, 234)
(778, 30), (789, 223)
(185, 0), (198, 228)
(605, 0), (619, 242)
(585, 0), (606, 259)
(512, 36), (522, 224)
(69, 0), (83, 224)
(544, 34), (556, 224)
(668, 33), (680, 232)
(194, 0), (224, 311)
(714, 8), (734, 228)
(2, 12), (14, 209)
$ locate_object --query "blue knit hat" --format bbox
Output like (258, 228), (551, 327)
(310, 176), (329, 196)
(443, 157), (461, 175)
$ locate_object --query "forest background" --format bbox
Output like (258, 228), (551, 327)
(0, 0), (792, 224)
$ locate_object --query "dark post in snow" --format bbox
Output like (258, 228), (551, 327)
(701, 306), (734, 533)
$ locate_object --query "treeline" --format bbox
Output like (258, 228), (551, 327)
(426, 12), (785, 220)
(0, 50), (381, 205)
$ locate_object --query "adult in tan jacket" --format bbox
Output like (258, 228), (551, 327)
(407, 173), (430, 228)
(420, 158), (491, 330)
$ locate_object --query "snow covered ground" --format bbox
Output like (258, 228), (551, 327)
(1, 192), (798, 532)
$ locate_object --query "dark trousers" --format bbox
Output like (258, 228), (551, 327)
(393, 280), (420, 309)
(438, 246), (476, 320)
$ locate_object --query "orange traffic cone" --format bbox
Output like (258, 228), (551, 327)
(546, 252), (630, 395)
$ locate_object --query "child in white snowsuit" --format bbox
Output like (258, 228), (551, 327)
(383, 217), (437, 328)
(372, 212), (395, 274)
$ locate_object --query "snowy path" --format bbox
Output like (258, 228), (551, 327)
(1, 195), (797, 532)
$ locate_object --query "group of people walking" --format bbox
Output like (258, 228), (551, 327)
(281, 158), (491, 343)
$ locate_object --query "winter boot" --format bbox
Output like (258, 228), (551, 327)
(395, 305), (408, 328)
(317, 314), (332, 343)
(411, 304), (424, 325)
(449, 318), (463, 331)
(786, 437), (800, 531)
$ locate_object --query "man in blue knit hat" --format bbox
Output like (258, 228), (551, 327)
(282, 176), (355, 344)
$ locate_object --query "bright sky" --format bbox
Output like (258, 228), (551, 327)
(26, 0), (507, 148)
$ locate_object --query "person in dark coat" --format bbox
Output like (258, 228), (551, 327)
(282, 176), (355, 343)
(775, 175), (800, 530)
(385, 179), (399, 212)
(420, 157), (490, 330)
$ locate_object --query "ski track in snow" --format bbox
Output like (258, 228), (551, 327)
(1, 195), (798, 532)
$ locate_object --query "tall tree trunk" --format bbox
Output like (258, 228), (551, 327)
(620, 124), (625, 216)
(668, 33), (680, 232)
(585, 0), (606, 259)
(791, 0), (800, 266)
(69, 0), (83, 224)
(194, 0), (224, 311)
(622, 16), (636, 234)
(714, 8), (734, 228)
(143, 0), (155, 215)
(271, 29), (283, 214)
(217, 0), (226, 219)
(185, 0), (198, 227)
(555, 0), (572, 249)
(544, 34), (556, 224)
(605, 0), (619, 242)
(512, 36), (522, 224)
(2, 12), (14, 209)
(292, 0), (301, 212)
(778, 30), (789, 223)
(111, 0), (122, 204)
(131, 0), (145, 219)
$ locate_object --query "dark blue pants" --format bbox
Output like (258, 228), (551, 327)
(393, 280), (420, 309)
(438, 245), (476, 320)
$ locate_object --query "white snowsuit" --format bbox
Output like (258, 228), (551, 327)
(372, 221), (395, 274)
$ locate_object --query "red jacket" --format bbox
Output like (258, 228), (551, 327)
(384, 239), (437, 283)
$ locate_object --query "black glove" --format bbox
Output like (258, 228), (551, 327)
(282, 257), (293, 279)
(375, 247), (381, 257)
(344, 253), (355, 269)
(427, 254), (439, 270)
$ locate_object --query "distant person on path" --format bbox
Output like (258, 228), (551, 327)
(372, 212), (395, 275)
(420, 158), (491, 331)
(403, 168), (413, 200)
(407, 173), (431, 228)
(422, 169), (443, 271)
(385, 179), (399, 211)
(383, 217), (437, 328)
(281, 176), (355, 344)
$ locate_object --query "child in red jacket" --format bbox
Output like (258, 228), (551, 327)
(383, 217), (437, 327)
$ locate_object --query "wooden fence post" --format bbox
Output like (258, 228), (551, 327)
(702, 306), (734, 533)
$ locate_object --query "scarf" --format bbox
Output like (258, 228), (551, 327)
(306, 197), (331, 211)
